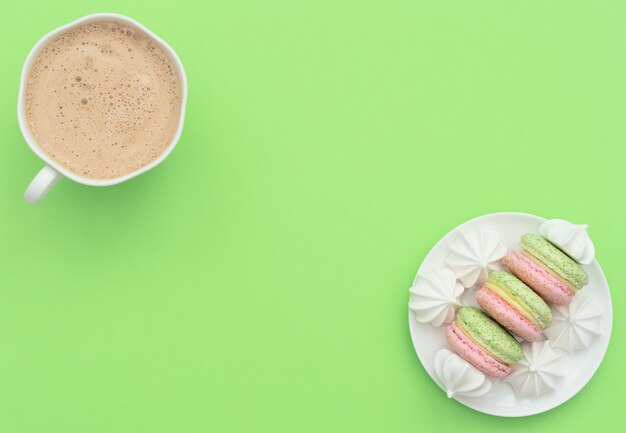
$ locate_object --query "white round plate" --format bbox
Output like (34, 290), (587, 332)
(408, 212), (612, 417)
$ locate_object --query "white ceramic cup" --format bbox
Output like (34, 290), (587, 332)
(17, 13), (187, 204)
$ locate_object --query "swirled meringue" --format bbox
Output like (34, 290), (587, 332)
(409, 268), (463, 327)
(543, 294), (602, 352)
(507, 341), (564, 397)
(445, 228), (507, 288)
(539, 219), (595, 265)
(433, 349), (492, 398)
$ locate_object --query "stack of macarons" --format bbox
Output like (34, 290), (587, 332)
(504, 233), (589, 305)
(445, 307), (523, 379)
(446, 273), (550, 378)
(476, 271), (552, 342)
(443, 221), (593, 379)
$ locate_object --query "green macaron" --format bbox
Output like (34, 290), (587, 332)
(487, 271), (552, 328)
(456, 307), (523, 364)
(520, 233), (588, 290)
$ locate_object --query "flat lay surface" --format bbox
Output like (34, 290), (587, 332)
(0, 1), (624, 432)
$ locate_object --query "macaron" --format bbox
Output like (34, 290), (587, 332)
(504, 233), (589, 305)
(445, 307), (523, 379)
(476, 271), (552, 342)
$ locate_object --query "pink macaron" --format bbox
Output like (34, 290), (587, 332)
(444, 307), (523, 379)
(474, 271), (552, 342)
(445, 322), (512, 379)
(504, 234), (589, 306)
(475, 286), (541, 342)
(504, 251), (575, 305)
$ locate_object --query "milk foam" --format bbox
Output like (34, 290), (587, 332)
(24, 20), (182, 179)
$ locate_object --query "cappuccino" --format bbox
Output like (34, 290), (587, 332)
(24, 20), (182, 179)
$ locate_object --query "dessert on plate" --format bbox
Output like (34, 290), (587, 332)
(408, 215), (606, 413)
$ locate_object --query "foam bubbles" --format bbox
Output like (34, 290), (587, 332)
(24, 19), (182, 179)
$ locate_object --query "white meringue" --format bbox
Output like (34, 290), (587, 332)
(507, 341), (564, 397)
(433, 349), (492, 398)
(543, 294), (602, 352)
(445, 228), (507, 288)
(539, 219), (595, 265)
(409, 268), (463, 327)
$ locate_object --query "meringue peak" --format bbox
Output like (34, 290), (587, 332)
(434, 349), (492, 399)
(540, 219), (595, 265)
(507, 341), (564, 397)
(409, 268), (464, 327)
(445, 228), (507, 288)
(544, 294), (602, 352)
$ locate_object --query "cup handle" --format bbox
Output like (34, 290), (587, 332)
(24, 165), (62, 204)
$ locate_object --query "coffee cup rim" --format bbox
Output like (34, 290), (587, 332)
(17, 12), (188, 187)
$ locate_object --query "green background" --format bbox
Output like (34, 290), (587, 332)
(1, 0), (624, 431)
